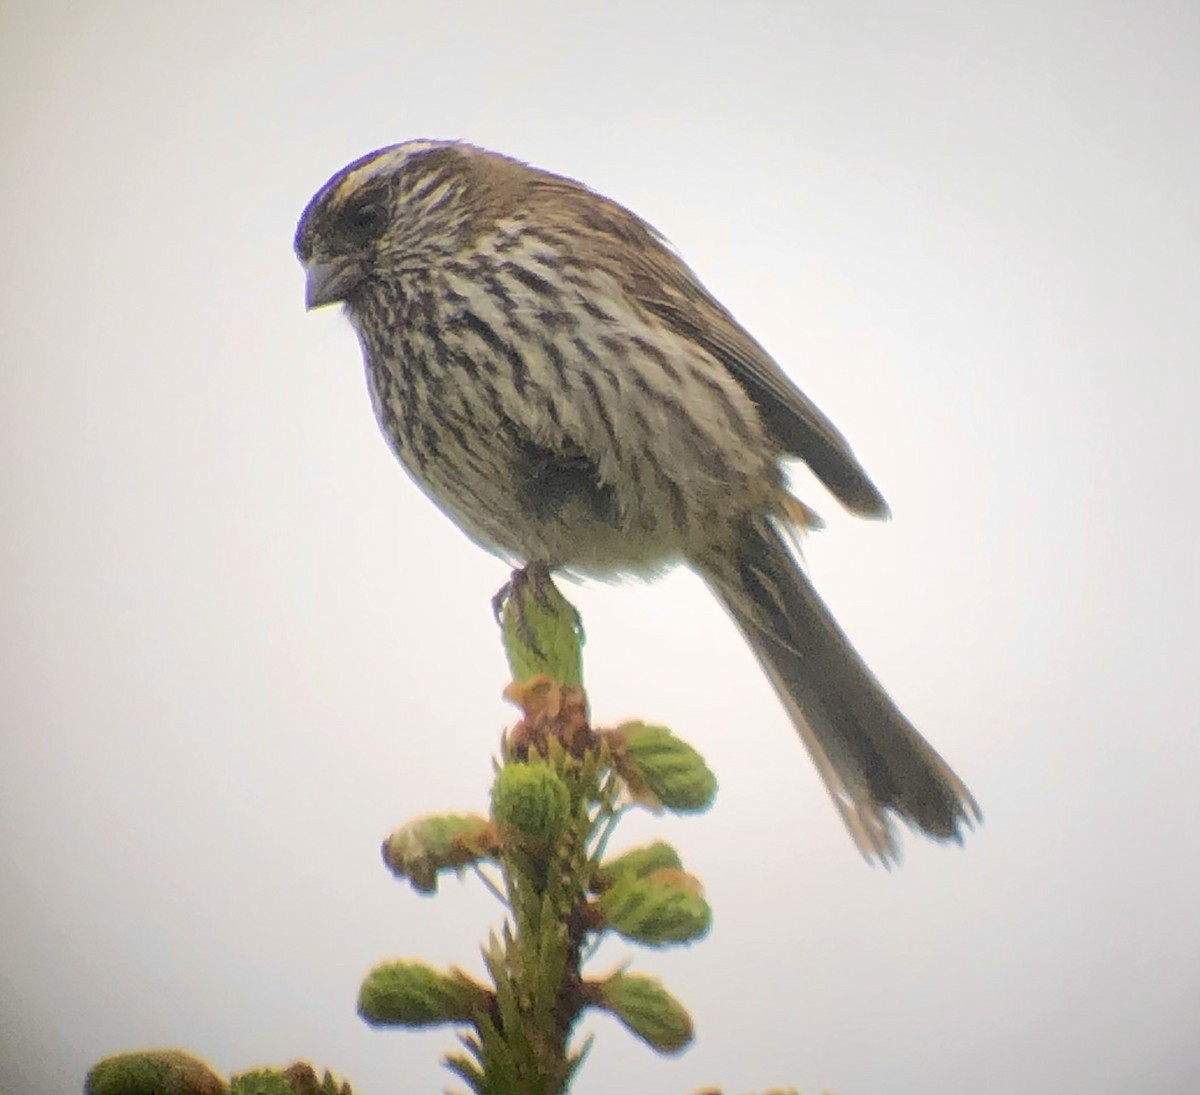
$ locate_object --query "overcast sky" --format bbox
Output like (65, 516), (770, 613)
(2, 3), (1198, 1093)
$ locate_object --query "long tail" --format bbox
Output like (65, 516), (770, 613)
(696, 516), (980, 864)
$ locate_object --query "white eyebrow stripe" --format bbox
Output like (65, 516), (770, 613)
(326, 141), (459, 208)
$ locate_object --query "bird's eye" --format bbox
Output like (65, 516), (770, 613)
(345, 201), (388, 239)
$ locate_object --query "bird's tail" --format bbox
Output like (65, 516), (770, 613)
(695, 516), (980, 864)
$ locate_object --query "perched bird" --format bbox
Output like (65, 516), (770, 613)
(295, 140), (980, 863)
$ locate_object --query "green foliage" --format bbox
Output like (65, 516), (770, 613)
(593, 972), (695, 1054)
(85, 1052), (353, 1095)
(359, 961), (492, 1027)
(381, 813), (498, 893)
(228, 1070), (293, 1094)
(368, 573), (716, 1092)
(610, 722), (719, 812)
(84, 573), (817, 1094)
(593, 840), (684, 887)
(499, 567), (584, 685)
(86, 1050), (226, 1095)
(597, 868), (712, 947)
(492, 762), (573, 847)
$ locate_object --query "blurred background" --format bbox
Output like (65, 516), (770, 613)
(2, 2), (1197, 1092)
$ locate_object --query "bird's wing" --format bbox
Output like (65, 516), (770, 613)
(629, 255), (889, 517)
(522, 171), (890, 517)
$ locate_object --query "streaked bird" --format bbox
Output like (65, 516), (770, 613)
(295, 140), (980, 863)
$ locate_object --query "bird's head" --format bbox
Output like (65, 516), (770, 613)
(295, 139), (497, 311)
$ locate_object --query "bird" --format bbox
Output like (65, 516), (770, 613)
(294, 139), (980, 864)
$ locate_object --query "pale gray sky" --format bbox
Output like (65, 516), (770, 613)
(2, 2), (1198, 1093)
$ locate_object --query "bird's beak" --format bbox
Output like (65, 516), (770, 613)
(304, 256), (365, 310)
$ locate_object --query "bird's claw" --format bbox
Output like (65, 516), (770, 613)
(494, 563), (551, 658)
(493, 563), (584, 658)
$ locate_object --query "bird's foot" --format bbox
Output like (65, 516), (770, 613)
(493, 562), (551, 658)
(492, 563), (583, 659)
